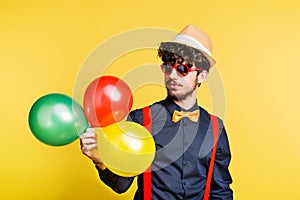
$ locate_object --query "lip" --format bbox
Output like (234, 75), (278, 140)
(167, 82), (181, 90)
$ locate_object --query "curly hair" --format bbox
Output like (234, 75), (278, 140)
(157, 42), (211, 72)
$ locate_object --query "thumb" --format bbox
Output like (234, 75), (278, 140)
(86, 127), (95, 133)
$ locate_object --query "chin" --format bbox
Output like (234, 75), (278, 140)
(167, 88), (195, 101)
(167, 91), (182, 101)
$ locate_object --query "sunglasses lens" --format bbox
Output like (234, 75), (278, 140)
(162, 64), (172, 74)
(176, 65), (188, 76)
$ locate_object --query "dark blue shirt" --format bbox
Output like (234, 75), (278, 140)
(97, 97), (233, 199)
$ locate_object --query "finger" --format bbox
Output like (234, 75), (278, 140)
(83, 144), (97, 151)
(81, 138), (97, 145)
(86, 127), (94, 133)
(80, 131), (96, 139)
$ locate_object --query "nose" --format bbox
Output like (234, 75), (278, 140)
(168, 68), (178, 79)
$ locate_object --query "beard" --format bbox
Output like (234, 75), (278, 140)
(167, 78), (198, 101)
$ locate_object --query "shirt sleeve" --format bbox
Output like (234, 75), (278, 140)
(96, 164), (135, 194)
(94, 109), (143, 194)
(210, 121), (233, 200)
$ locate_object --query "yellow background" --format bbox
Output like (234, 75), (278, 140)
(1, 0), (300, 199)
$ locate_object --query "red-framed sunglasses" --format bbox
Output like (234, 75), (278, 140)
(160, 63), (203, 76)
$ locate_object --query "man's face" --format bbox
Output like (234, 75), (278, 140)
(164, 62), (206, 101)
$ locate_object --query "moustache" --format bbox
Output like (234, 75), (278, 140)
(166, 79), (182, 86)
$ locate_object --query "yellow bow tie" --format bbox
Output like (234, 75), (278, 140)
(172, 109), (200, 123)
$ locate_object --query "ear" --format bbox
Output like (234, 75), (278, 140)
(197, 70), (208, 84)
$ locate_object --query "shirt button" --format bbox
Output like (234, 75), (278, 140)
(183, 181), (186, 186)
(183, 160), (189, 166)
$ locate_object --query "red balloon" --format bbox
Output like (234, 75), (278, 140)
(83, 76), (133, 127)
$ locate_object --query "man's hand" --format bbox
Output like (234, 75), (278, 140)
(80, 128), (106, 170)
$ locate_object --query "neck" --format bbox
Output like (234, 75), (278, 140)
(173, 96), (197, 110)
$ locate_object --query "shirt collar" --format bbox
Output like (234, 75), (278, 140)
(162, 96), (199, 116)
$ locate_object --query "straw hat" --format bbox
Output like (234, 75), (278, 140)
(172, 25), (216, 67)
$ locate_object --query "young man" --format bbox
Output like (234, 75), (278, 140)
(80, 25), (233, 200)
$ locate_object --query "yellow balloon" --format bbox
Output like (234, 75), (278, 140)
(95, 121), (156, 177)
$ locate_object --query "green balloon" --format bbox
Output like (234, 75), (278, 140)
(28, 93), (89, 146)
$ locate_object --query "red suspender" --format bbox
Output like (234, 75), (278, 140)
(142, 106), (152, 200)
(142, 107), (219, 200)
(203, 115), (219, 200)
